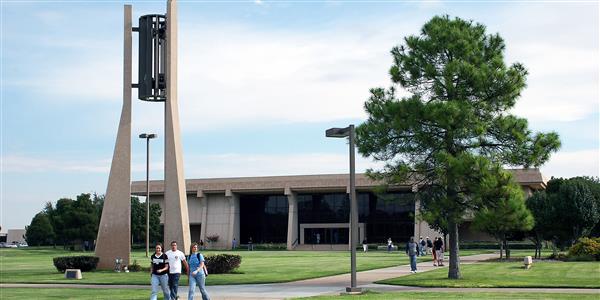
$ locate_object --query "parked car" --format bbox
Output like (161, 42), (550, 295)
(17, 242), (28, 247)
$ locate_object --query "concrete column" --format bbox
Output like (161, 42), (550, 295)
(95, 5), (132, 270)
(198, 190), (208, 242)
(285, 187), (298, 250)
(163, 0), (191, 251)
(226, 190), (240, 250)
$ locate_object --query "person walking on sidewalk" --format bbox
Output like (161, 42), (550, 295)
(166, 241), (188, 300)
(406, 237), (418, 273)
(150, 243), (170, 300)
(187, 242), (210, 300)
(387, 238), (393, 253)
(434, 237), (445, 266)
(426, 237), (433, 255)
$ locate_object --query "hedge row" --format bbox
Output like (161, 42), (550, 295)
(53, 256), (99, 272)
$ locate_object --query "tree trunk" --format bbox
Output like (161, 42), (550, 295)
(504, 239), (511, 259)
(447, 220), (461, 279)
(499, 241), (503, 260)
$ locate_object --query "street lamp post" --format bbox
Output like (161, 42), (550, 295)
(326, 125), (361, 294)
(139, 133), (157, 257)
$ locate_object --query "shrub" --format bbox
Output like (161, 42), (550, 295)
(53, 256), (99, 272)
(547, 253), (568, 261)
(128, 260), (142, 272)
(204, 254), (241, 274)
(568, 237), (600, 261)
(206, 234), (219, 243)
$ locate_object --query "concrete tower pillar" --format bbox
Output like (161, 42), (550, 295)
(95, 4), (132, 269)
(163, 0), (191, 252)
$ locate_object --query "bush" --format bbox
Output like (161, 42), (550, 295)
(547, 253), (568, 261)
(205, 254), (241, 274)
(568, 237), (600, 261)
(53, 256), (99, 272)
(206, 234), (219, 243)
(128, 260), (142, 272)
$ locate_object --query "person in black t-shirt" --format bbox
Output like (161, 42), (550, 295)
(434, 237), (445, 266)
(150, 243), (170, 300)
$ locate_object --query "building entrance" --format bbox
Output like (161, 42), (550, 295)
(299, 223), (365, 245)
(304, 227), (349, 244)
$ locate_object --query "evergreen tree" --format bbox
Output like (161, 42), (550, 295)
(472, 171), (534, 259)
(356, 15), (560, 278)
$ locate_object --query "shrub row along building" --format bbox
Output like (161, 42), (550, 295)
(131, 168), (545, 250)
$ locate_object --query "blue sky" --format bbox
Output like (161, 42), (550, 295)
(1, 0), (598, 230)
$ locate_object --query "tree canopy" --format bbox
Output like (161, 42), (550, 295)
(356, 15), (560, 279)
(27, 193), (163, 249)
(529, 177), (600, 250)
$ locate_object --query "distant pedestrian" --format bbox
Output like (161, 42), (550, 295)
(426, 237), (433, 255)
(232, 238), (237, 250)
(187, 243), (210, 300)
(419, 237), (426, 256)
(199, 240), (205, 250)
(150, 243), (170, 300)
(406, 237), (418, 273)
(362, 239), (368, 252)
(434, 237), (444, 266)
(166, 241), (188, 300)
(248, 237), (253, 251)
(387, 238), (393, 253)
(316, 233), (321, 244)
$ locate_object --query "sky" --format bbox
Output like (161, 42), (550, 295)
(1, 0), (598, 230)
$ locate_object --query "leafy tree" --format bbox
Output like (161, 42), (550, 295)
(25, 212), (55, 246)
(44, 194), (99, 248)
(527, 177), (600, 255)
(356, 15), (560, 279)
(526, 191), (555, 258)
(472, 171), (534, 259)
(131, 197), (163, 245)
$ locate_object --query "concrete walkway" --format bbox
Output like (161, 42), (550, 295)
(3, 253), (600, 299)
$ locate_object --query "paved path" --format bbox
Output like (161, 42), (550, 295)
(3, 253), (600, 299)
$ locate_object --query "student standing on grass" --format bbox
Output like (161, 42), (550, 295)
(166, 241), (188, 300)
(434, 237), (444, 266)
(406, 237), (418, 273)
(387, 237), (393, 253)
(187, 242), (210, 300)
(362, 239), (368, 252)
(150, 243), (170, 300)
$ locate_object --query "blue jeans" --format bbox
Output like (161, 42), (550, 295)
(168, 273), (181, 300)
(188, 272), (210, 300)
(409, 255), (417, 271)
(151, 274), (170, 300)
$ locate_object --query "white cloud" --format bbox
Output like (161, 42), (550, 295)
(540, 149), (600, 178)
(175, 152), (385, 179)
(2, 155), (111, 173)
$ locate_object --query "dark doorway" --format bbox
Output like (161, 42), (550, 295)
(304, 228), (349, 244)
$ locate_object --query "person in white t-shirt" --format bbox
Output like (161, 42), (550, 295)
(165, 241), (188, 300)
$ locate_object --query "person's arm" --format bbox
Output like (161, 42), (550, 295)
(161, 261), (169, 273)
(182, 256), (189, 275)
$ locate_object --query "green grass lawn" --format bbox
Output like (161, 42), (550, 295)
(0, 288), (148, 300)
(0, 247), (490, 286)
(302, 290), (600, 300)
(2, 289), (599, 300)
(378, 261), (600, 288)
